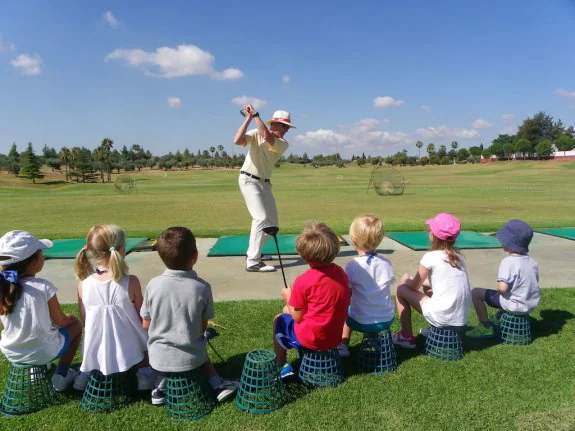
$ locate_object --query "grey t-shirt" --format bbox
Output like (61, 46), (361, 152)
(497, 255), (540, 313)
(141, 269), (214, 372)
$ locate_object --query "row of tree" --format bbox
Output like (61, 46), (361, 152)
(2, 111), (574, 182)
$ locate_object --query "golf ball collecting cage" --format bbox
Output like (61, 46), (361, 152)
(368, 166), (407, 196)
(356, 330), (397, 374)
(425, 326), (464, 361)
(0, 363), (56, 415)
(235, 350), (286, 414)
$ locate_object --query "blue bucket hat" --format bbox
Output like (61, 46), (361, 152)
(496, 220), (533, 255)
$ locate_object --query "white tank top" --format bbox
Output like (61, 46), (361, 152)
(80, 274), (148, 375)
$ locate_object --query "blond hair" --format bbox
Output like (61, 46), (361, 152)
(296, 221), (340, 265)
(74, 224), (128, 280)
(430, 234), (463, 269)
(349, 214), (385, 253)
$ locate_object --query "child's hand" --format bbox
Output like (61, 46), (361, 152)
(281, 286), (292, 303)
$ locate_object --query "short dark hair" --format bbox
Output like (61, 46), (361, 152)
(157, 227), (197, 270)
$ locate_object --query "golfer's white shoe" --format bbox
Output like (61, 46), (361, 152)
(246, 262), (276, 272)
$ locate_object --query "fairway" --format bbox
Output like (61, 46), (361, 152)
(1, 160), (574, 238)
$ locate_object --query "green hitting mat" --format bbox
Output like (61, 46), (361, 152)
(533, 227), (575, 241)
(208, 235), (299, 257)
(387, 231), (501, 251)
(44, 238), (148, 259)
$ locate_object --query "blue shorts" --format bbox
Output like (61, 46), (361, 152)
(54, 328), (71, 359)
(346, 316), (393, 333)
(274, 314), (303, 350)
(485, 289), (502, 309)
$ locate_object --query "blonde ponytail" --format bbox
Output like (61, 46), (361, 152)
(74, 247), (92, 280)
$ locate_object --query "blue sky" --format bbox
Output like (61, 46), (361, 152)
(1, 0), (574, 158)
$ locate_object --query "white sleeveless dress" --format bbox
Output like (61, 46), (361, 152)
(80, 274), (148, 375)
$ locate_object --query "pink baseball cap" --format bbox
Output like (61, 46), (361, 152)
(425, 213), (461, 242)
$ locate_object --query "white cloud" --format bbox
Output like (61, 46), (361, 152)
(373, 96), (405, 108)
(0, 34), (16, 52)
(103, 11), (120, 28)
(416, 126), (479, 140)
(294, 117), (409, 155)
(282, 74), (290, 83)
(501, 113), (515, 122)
(231, 96), (267, 110)
(105, 44), (244, 80)
(11, 54), (43, 76)
(383, 118), (391, 124)
(472, 118), (492, 129)
(420, 105), (432, 113)
(211, 68), (244, 80)
(167, 97), (182, 108)
(554, 88), (575, 99)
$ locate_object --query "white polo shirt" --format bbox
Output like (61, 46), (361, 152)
(240, 129), (288, 180)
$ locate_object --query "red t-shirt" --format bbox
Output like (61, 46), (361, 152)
(288, 263), (350, 351)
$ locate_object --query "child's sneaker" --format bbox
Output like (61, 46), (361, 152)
(419, 327), (432, 338)
(151, 388), (165, 406)
(279, 363), (295, 380)
(337, 343), (350, 357)
(214, 379), (239, 403)
(392, 332), (416, 349)
(73, 371), (90, 391)
(137, 369), (154, 391)
(466, 325), (496, 339)
(52, 369), (78, 392)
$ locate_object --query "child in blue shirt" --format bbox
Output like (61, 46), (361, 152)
(466, 220), (540, 338)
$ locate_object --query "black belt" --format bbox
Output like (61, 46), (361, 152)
(241, 171), (270, 183)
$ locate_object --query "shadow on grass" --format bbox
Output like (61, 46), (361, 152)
(532, 309), (574, 338)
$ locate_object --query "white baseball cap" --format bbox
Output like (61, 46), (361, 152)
(0, 230), (53, 265)
(265, 110), (296, 129)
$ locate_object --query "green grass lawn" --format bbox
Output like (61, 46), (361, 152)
(1, 160), (575, 238)
(1, 289), (574, 431)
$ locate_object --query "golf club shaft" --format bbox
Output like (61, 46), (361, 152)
(272, 235), (288, 289)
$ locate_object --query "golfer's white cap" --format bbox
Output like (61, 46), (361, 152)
(0, 230), (53, 265)
(265, 110), (296, 129)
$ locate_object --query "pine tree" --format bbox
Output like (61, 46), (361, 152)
(20, 143), (42, 183)
(7, 143), (20, 176)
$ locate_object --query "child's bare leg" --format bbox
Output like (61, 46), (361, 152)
(58, 317), (82, 367)
(341, 323), (352, 345)
(272, 314), (287, 366)
(471, 288), (489, 323)
(396, 284), (427, 337)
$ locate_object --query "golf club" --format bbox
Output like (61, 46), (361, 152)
(262, 226), (288, 289)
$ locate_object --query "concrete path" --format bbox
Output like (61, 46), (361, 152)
(43, 233), (574, 304)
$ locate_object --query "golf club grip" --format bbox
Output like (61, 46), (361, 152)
(240, 109), (246, 117)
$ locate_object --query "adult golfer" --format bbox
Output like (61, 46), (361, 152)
(234, 105), (295, 272)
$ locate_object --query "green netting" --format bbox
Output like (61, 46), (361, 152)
(387, 231), (501, 251)
(1, 363), (56, 415)
(207, 235), (299, 257)
(533, 227), (575, 241)
(44, 238), (148, 259)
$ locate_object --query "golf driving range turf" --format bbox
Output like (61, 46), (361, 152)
(1, 161), (574, 430)
(1, 289), (574, 431)
(1, 160), (575, 238)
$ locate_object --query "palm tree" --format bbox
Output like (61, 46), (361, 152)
(426, 143), (435, 157)
(217, 145), (224, 157)
(209, 146), (216, 158)
(92, 147), (105, 183)
(451, 141), (459, 164)
(416, 141), (423, 160)
(59, 147), (71, 181)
